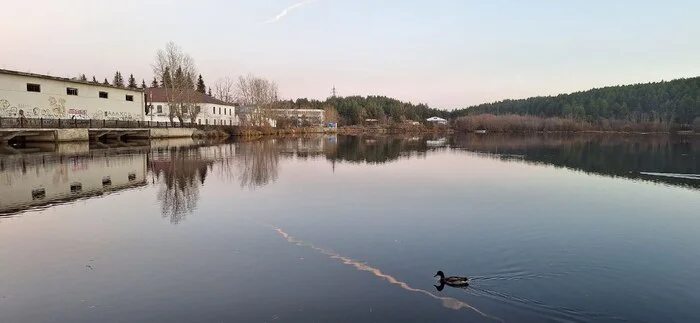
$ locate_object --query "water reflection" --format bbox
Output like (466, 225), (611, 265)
(150, 147), (212, 224)
(326, 135), (445, 164)
(235, 139), (281, 190)
(0, 142), (147, 215)
(450, 133), (700, 190)
(2, 133), (698, 218)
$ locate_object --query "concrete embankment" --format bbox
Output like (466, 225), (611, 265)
(1, 128), (196, 143)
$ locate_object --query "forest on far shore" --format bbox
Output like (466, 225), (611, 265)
(284, 76), (700, 130)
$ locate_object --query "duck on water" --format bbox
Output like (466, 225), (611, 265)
(434, 270), (469, 291)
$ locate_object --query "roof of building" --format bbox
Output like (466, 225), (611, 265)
(145, 88), (233, 106)
(0, 68), (144, 92)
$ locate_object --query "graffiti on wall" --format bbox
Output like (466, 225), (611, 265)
(0, 97), (138, 120)
(91, 110), (139, 121)
(0, 97), (69, 119)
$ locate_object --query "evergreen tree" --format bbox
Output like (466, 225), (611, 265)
(127, 74), (137, 88)
(79, 74), (87, 81)
(174, 66), (184, 87)
(207, 87), (212, 96)
(196, 74), (206, 93)
(186, 72), (195, 90)
(151, 77), (159, 88)
(103, 78), (110, 85)
(141, 79), (147, 89)
(113, 71), (124, 87)
(92, 76), (98, 83)
(161, 67), (172, 87)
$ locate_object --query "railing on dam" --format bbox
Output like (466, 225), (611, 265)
(0, 117), (196, 129)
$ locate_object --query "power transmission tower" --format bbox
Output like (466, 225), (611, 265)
(331, 86), (337, 98)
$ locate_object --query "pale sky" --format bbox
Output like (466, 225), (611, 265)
(1, 0), (699, 109)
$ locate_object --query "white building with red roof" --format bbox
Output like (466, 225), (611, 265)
(145, 88), (238, 126)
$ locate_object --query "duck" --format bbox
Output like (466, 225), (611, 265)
(434, 270), (469, 286)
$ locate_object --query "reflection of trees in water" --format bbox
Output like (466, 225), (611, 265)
(451, 133), (700, 190)
(236, 139), (280, 190)
(150, 147), (215, 224)
(326, 135), (434, 164)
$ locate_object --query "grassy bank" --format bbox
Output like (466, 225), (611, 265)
(453, 114), (700, 134)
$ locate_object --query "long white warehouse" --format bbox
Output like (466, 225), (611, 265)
(0, 69), (145, 121)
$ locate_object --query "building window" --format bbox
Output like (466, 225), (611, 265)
(198, 119), (201, 125)
(219, 107), (221, 115)
(182, 106), (188, 113)
(126, 95), (134, 101)
(99, 91), (108, 99)
(212, 107), (216, 114)
(66, 87), (78, 96)
(157, 105), (163, 113)
(27, 83), (41, 92)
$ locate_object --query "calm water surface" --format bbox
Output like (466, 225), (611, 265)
(1, 134), (699, 323)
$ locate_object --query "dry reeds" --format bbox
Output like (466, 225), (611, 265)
(453, 114), (673, 133)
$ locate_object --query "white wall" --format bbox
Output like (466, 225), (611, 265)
(146, 101), (238, 126)
(0, 72), (144, 120)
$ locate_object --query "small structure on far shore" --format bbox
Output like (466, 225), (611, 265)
(426, 116), (448, 125)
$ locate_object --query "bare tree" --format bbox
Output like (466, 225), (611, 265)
(236, 139), (280, 190)
(152, 41), (201, 124)
(213, 77), (236, 103)
(235, 74), (279, 127)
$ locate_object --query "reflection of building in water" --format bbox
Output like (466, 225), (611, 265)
(0, 150), (147, 214)
(327, 135), (433, 164)
(276, 135), (337, 158)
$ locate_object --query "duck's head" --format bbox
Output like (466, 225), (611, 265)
(434, 270), (445, 279)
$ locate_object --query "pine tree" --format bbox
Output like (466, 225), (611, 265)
(196, 74), (206, 93)
(161, 67), (172, 87)
(141, 79), (147, 89)
(103, 78), (110, 85)
(79, 74), (87, 81)
(113, 71), (124, 87)
(174, 66), (184, 88)
(92, 76), (98, 83)
(207, 87), (212, 96)
(186, 72), (195, 90)
(151, 77), (159, 88)
(127, 74), (137, 88)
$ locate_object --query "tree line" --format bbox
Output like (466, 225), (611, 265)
(282, 77), (699, 128)
(76, 69), (209, 94)
(451, 77), (700, 126)
(275, 96), (449, 126)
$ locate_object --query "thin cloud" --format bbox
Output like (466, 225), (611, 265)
(264, 0), (317, 24)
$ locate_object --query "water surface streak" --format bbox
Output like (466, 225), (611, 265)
(271, 226), (505, 322)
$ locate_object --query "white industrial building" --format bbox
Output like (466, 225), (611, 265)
(145, 88), (238, 126)
(0, 69), (145, 121)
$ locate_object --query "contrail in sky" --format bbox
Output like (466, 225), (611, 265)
(264, 0), (317, 24)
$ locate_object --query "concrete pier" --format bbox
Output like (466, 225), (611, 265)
(0, 128), (195, 143)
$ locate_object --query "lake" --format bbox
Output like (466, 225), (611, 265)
(1, 134), (699, 323)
